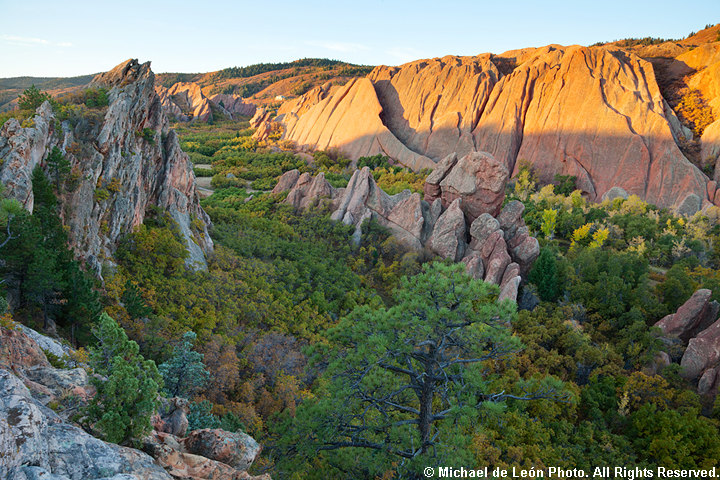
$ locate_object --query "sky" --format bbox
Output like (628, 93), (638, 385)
(1, 0), (719, 78)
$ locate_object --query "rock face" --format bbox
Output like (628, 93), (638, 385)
(0, 59), (213, 272)
(681, 318), (720, 380)
(274, 156), (539, 302)
(274, 46), (713, 212)
(0, 365), (171, 480)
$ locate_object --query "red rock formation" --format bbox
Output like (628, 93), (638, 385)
(654, 289), (719, 342)
(276, 45), (712, 212)
(274, 163), (539, 302)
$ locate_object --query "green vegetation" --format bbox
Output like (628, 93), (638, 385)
(159, 331), (210, 398)
(83, 313), (161, 445)
(216, 58), (368, 80)
(0, 167), (101, 342)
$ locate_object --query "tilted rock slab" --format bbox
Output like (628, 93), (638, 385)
(654, 289), (719, 342)
(275, 46), (713, 212)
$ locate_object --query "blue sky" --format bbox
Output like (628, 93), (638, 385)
(1, 0), (718, 77)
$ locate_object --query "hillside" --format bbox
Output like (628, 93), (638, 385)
(268, 24), (720, 214)
(0, 73), (97, 111)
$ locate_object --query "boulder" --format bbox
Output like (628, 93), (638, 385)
(183, 429), (261, 472)
(153, 397), (189, 438)
(681, 318), (720, 379)
(427, 198), (467, 261)
(498, 276), (521, 303)
(497, 200), (525, 240)
(423, 152), (458, 203)
(698, 368), (718, 395)
(483, 235), (512, 285)
(462, 251), (485, 280)
(272, 169), (301, 194)
(509, 234), (540, 274)
(655, 289), (719, 342)
(468, 213), (501, 250)
(438, 151), (509, 220)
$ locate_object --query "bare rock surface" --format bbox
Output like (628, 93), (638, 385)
(655, 289), (719, 342)
(274, 45), (712, 212)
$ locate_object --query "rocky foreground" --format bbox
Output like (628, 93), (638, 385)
(0, 323), (269, 480)
(273, 150), (540, 303)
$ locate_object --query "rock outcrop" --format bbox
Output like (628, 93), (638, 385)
(654, 289), (719, 342)
(155, 82), (257, 123)
(273, 46), (713, 212)
(0, 323), (269, 480)
(0, 59), (213, 272)
(273, 152), (539, 302)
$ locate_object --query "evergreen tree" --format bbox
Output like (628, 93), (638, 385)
(45, 147), (71, 193)
(159, 331), (210, 398)
(17, 85), (54, 111)
(528, 247), (562, 302)
(283, 263), (567, 476)
(84, 313), (161, 445)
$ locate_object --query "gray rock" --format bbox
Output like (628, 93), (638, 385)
(676, 193), (702, 217)
(601, 186), (629, 202)
(0, 368), (172, 480)
(0, 59), (214, 274)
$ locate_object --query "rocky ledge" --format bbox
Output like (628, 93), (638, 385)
(0, 324), (269, 480)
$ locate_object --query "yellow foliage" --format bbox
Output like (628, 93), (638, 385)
(589, 228), (609, 249)
(627, 237), (647, 256)
(571, 223), (592, 247)
(676, 89), (715, 137)
(0, 313), (20, 330)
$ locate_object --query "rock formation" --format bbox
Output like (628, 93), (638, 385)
(0, 323), (270, 480)
(273, 151), (539, 302)
(654, 289), (719, 342)
(155, 83), (256, 123)
(273, 46), (714, 213)
(654, 288), (720, 394)
(0, 59), (213, 272)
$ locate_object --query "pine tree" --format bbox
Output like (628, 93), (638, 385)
(45, 147), (71, 193)
(84, 313), (161, 445)
(528, 247), (562, 302)
(159, 331), (210, 399)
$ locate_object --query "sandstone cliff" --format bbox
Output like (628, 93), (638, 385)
(0, 59), (213, 272)
(276, 45), (713, 213)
